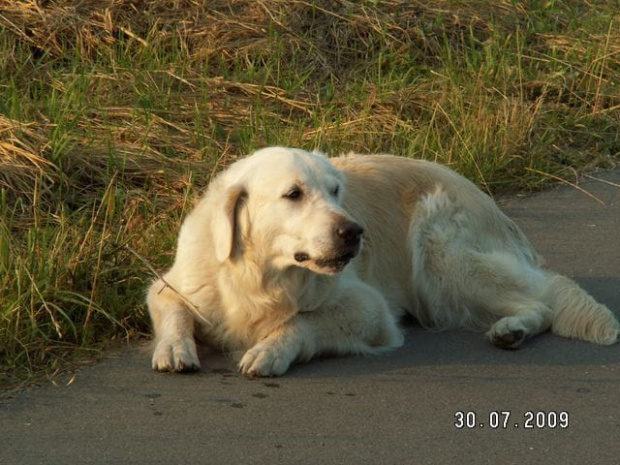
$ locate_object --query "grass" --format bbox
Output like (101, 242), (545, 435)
(1, 0), (620, 388)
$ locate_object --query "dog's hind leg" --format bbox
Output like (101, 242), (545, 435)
(409, 187), (554, 347)
(147, 278), (200, 372)
(462, 254), (554, 349)
(415, 243), (554, 348)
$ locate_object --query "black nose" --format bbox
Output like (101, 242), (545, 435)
(335, 221), (364, 245)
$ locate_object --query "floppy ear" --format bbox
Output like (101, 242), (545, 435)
(212, 183), (246, 263)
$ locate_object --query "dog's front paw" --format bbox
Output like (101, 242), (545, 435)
(239, 338), (299, 377)
(152, 337), (200, 373)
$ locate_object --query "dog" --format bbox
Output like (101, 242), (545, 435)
(147, 147), (619, 376)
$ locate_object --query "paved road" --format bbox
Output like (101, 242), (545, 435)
(2, 168), (619, 464)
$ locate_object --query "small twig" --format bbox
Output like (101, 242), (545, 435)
(125, 245), (211, 326)
(527, 168), (605, 205)
(583, 174), (620, 189)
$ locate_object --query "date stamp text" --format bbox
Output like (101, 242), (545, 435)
(454, 411), (569, 429)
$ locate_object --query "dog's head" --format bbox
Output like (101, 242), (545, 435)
(210, 147), (362, 275)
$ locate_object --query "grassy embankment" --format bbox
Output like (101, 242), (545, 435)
(1, 0), (619, 387)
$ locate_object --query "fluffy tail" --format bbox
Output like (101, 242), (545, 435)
(548, 274), (619, 345)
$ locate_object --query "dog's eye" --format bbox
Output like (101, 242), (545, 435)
(283, 187), (303, 201)
(332, 185), (340, 197)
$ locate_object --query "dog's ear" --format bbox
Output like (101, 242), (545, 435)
(212, 183), (246, 263)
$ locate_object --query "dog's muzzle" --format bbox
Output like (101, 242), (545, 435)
(314, 220), (363, 273)
(294, 220), (363, 273)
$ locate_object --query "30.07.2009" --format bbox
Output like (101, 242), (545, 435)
(454, 411), (570, 429)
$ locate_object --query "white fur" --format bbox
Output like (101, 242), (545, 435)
(147, 147), (619, 376)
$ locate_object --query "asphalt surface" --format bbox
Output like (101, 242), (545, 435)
(2, 168), (619, 464)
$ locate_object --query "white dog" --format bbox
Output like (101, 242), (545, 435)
(147, 147), (619, 376)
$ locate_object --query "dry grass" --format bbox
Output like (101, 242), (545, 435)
(1, 0), (620, 387)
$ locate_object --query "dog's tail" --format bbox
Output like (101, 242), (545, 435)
(547, 274), (619, 345)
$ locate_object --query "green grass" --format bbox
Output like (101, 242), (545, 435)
(1, 0), (620, 387)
